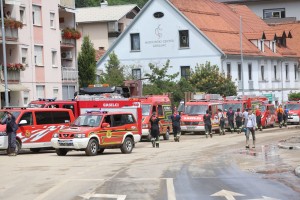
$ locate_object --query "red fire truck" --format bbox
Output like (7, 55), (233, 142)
(284, 101), (300, 125)
(180, 99), (222, 135)
(139, 95), (172, 140)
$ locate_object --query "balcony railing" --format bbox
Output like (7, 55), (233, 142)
(62, 67), (78, 82)
(0, 27), (18, 41)
(61, 38), (76, 47)
(1, 70), (20, 83)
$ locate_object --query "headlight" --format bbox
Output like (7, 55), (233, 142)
(74, 133), (86, 138)
(199, 121), (204, 125)
(52, 133), (59, 138)
(0, 132), (7, 136)
(142, 123), (149, 129)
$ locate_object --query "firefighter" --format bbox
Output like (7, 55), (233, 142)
(255, 106), (263, 131)
(171, 108), (181, 142)
(234, 108), (243, 134)
(276, 105), (284, 128)
(283, 105), (289, 127)
(226, 107), (235, 133)
(204, 110), (212, 138)
(149, 112), (162, 148)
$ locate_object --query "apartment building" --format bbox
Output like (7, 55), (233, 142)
(0, 0), (77, 107)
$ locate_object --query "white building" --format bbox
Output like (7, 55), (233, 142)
(97, 0), (300, 103)
(217, 0), (300, 24)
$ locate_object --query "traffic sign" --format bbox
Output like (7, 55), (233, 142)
(263, 94), (274, 101)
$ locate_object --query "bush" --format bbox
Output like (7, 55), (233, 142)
(288, 92), (300, 101)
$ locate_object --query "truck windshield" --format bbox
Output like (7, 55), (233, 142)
(185, 105), (208, 115)
(28, 103), (45, 108)
(260, 105), (266, 112)
(72, 115), (102, 127)
(223, 103), (242, 112)
(178, 101), (185, 113)
(285, 104), (300, 110)
(141, 104), (151, 116)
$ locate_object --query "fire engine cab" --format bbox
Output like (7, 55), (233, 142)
(140, 95), (172, 140)
(180, 98), (222, 134)
(284, 101), (300, 124)
(51, 108), (142, 156)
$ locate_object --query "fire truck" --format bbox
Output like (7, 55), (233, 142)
(139, 95), (172, 140)
(180, 94), (223, 135)
(284, 101), (300, 125)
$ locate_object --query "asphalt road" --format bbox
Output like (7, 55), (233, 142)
(0, 127), (299, 200)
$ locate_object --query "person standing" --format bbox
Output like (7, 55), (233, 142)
(149, 112), (162, 148)
(242, 108), (249, 135)
(218, 109), (225, 135)
(283, 105), (289, 127)
(204, 110), (212, 138)
(276, 105), (284, 128)
(171, 109), (181, 142)
(245, 108), (256, 149)
(255, 106), (263, 131)
(1, 111), (18, 156)
(234, 108), (243, 134)
(227, 107), (235, 133)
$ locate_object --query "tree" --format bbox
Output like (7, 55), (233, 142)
(75, 0), (99, 8)
(100, 52), (125, 86)
(288, 92), (300, 101)
(189, 62), (237, 96)
(78, 36), (96, 88)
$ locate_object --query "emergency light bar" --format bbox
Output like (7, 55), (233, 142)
(38, 98), (57, 102)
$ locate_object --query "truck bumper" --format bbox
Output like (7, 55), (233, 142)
(51, 138), (89, 149)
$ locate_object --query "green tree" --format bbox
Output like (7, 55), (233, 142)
(288, 92), (300, 101)
(189, 62), (237, 96)
(75, 0), (99, 8)
(78, 36), (96, 88)
(100, 52), (125, 86)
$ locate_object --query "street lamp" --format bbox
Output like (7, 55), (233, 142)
(0, 0), (9, 107)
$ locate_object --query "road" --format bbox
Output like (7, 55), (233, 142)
(0, 127), (299, 200)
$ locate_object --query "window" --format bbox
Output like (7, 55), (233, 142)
(51, 50), (57, 67)
(34, 45), (43, 66)
(132, 68), (141, 80)
(153, 12), (164, 18)
(248, 63), (252, 80)
(21, 48), (28, 65)
(271, 41), (276, 52)
(285, 64), (289, 80)
(130, 33), (140, 51)
(32, 5), (41, 26)
(50, 12), (55, 28)
(181, 66), (190, 79)
(53, 88), (59, 98)
(226, 63), (231, 77)
(261, 65), (265, 80)
(157, 105), (164, 117)
(62, 85), (75, 100)
(121, 114), (135, 124)
(35, 111), (70, 125)
(260, 40), (264, 52)
(20, 6), (26, 24)
(274, 65), (278, 80)
(295, 64), (298, 80)
(179, 30), (189, 48)
(263, 8), (285, 19)
(63, 104), (75, 115)
(238, 63), (242, 81)
(36, 85), (45, 99)
(23, 91), (29, 106)
(19, 112), (33, 126)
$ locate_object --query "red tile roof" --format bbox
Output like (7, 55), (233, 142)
(169, 0), (297, 58)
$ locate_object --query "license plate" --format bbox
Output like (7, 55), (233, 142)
(187, 126), (196, 130)
(58, 140), (73, 146)
(288, 117), (293, 119)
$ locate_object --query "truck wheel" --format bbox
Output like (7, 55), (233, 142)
(56, 149), (68, 156)
(181, 131), (186, 135)
(121, 137), (133, 154)
(30, 148), (41, 153)
(98, 148), (105, 154)
(85, 139), (98, 156)
(163, 131), (170, 140)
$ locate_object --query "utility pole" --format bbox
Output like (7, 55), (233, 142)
(1, 0), (9, 107)
(240, 16), (244, 96)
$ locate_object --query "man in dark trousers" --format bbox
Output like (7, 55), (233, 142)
(227, 107), (235, 133)
(1, 111), (18, 156)
(204, 110), (212, 138)
(171, 108), (181, 142)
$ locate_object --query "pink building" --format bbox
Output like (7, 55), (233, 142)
(0, 0), (77, 107)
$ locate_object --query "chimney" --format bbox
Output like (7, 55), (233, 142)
(100, 0), (108, 8)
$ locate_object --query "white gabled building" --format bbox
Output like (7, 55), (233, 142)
(97, 0), (300, 104)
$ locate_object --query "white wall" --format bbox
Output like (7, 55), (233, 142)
(98, 0), (222, 79)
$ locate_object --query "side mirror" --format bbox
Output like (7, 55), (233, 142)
(19, 120), (27, 125)
(102, 122), (110, 128)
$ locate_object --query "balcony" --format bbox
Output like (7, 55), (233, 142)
(0, 70), (20, 83)
(62, 67), (78, 82)
(61, 38), (76, 48)
(0, 27), (18, 41)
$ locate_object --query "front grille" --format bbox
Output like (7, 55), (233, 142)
(184, 122), (199, 125)
(59, 133), (74, 138)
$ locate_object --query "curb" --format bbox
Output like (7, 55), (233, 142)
(295, 166), (300, 177)
(278, 143), (300, 150)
